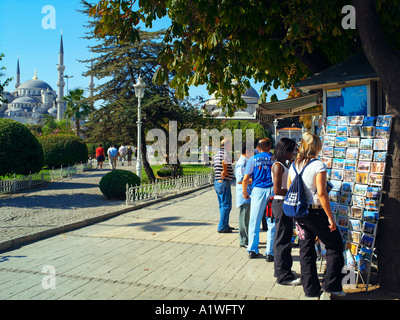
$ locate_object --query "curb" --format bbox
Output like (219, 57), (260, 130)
(0, 184), (213, 253)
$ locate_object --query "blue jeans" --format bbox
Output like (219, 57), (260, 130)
(247, 187), (276, 255)
(214, 180), (232, 231)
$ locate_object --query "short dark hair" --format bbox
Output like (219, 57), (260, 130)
(257, 138), (271, 150)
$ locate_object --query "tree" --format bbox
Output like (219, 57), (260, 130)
(64, 88), (94, 137)
(89, 0), (400, 292)
(0, 53), (12, 103)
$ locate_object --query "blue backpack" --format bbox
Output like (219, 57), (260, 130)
(283, 159), (317, 218)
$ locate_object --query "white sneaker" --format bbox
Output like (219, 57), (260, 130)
(280, 277), (302, 286)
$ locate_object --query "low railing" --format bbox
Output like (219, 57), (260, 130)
(0, 161), (94, 194)
(126, 172), (214, 206)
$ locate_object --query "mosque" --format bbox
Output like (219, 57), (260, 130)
(0, 33), (94, 125)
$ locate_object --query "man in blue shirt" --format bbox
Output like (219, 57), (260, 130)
(235, 142), (254, 247)
(242, 138), (276, 260)
(107, 144), (118, 170)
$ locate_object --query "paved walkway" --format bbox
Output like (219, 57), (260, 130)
(0, 162), (393, 302)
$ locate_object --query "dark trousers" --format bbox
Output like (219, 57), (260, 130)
(296, 209), (344, 297)
(272, 199), (295, 283)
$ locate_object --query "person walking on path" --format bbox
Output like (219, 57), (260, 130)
(242, 138), (275, 260)
(271, 137), (301, 285)
(235, 142), (254, 247)
(287, 132), (345, 298)
(95, 144), (105, 169)
(213, 139), (234, 233)
(119, 144), (127, 166)
(127, 146), (133, 166)
(107, 144), (118, 170)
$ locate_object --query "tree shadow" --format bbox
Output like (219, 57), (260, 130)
(0, 255), (27, 263)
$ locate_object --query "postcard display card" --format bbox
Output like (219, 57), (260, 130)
(321, 115), (392, 290)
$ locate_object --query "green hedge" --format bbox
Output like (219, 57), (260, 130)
(0, 119), (44, 176)
(99, 169), (141, 199)
(39, 134), (88, 168)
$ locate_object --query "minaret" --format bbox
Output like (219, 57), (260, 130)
(15, 57), (20, 89)
(56, 30), (66, 121)
(88, 55), (95, 98)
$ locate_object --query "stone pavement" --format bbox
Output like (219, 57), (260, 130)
(0, 161), (318, 302)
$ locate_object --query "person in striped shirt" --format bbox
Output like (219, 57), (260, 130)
(213, 139), (234, 233)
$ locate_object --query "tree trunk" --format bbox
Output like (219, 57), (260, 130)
(140, 125), (156, 183)
(354, 0), (400, 293)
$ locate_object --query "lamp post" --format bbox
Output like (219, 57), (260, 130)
(273, 118), (278, 144)
(134, 75), (146, 180)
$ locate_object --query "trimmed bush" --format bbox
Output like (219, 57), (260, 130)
(39, 134), (88, 168)
(99, 169), (141, 199)
(0, 119), (44, 176)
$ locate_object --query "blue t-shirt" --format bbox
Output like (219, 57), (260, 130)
(244, 152), (273, 188)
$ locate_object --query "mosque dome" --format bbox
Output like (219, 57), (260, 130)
(12, 96), (39, 104)
(242, 86), (259, 98)
(18, 79), (54, 91)
(48, 107), (58, 114)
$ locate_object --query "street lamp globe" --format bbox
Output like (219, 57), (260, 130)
(134, 75), (146, 99)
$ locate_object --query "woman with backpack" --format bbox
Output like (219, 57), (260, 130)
(287, 132), (345, 298)
(271, 138), (301, 286)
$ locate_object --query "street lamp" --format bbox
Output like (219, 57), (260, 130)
(134, 75), (146, 180)
(273, 118), (278, 144)
(64, 75), (74, 93)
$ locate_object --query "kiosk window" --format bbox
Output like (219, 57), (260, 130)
(327, 85), (367, 116)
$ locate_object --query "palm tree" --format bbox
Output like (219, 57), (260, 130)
(64, 88), (94, 136)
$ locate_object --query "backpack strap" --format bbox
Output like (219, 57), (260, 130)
(293, 158), (318, 176)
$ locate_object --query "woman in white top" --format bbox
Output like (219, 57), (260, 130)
(271, 138), (300, 285)
(287, 132), (345, 298)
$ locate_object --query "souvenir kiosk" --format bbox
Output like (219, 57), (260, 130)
(294, 52), (391, 291)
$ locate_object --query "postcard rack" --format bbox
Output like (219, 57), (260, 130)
(318, 114), (392, 292)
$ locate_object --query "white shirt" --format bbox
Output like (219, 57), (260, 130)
(271, 161), (289, 200)
(288, 159), (327, 205)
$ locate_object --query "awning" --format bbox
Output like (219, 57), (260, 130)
(258, 93), (322, 119)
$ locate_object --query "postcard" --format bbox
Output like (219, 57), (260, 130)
(358, 149), (373, 161)
(323, 136), (335, 147)
(331, 169), (344, 180)
(363, 116), (377, 126)
(349, 219), (362, 232)
(348, 126), (361, 137)
(338, 227), (348, 241)
(360, 139), (373, 150)
(363, 210), (379, 223)
(329, 190), (340, 202)
(327, 116), (339, 126)
(349, 231), (361, 244)
(347, 137), (360, 148)
(360, 247), (372, 260)
(344, 159), (357, 171)
(332, 158), (345, 169)
(334, 147), (346, 159)
(346, 242), (359, 255)
(341, 182), (354, 193)
(365, 198), (379, 211)
(352, 195), (365, 208)
(363, 222), (376, 236)
(326, 126), (337, 136)
(346, 148), (359, 160)
(366, 186), (381, 198)
(350, 116), (364, 126)
(351, 206), (363, 219)
(330, 179), (342, 191)
(321, 157), (332, 168)
(338, 116), (349, 126)
(369, 173), (383, 186)
(371, 162), (385, 174)
(376, 115), (392, 127)
(343, 170), (356, 182)
(361, 234), (374, 247)
(354, 254), (367, 271)
(335, 136), (348, 147)
(374, 139), (388, 151)
(355, 172), (369, 184)
(337, 215), (349, 227)
(340, 193), (352, 205)
(338, 204), (350, 216)
(357, 161), (371, 172)
(375, 126), (390, 139)
(326, 169), (331, 179)
(337, 126), (348, 137)
(361, 126), (375, 138)
(373, 151), (387, 162)
(322, 146), (334, 157)
(330, 201), (339, 213)
(353, 184), (368, 196)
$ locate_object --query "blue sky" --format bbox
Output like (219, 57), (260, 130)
(0, 0), (288, 103)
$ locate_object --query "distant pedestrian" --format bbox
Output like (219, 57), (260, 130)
(127, 146), (133, 166)
(107, 144), (118, 170)
(95, 144), (105, 169)
(287, 132), (344, 298)
(119, 144), (127, 166)
(213, 139), (234, 233)
(271, 137), (301, 285)
(242, 138), (275, 260)
(235, 142), (254, 247)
